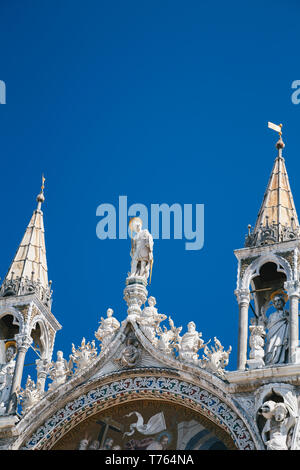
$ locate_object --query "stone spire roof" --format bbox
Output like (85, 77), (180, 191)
(0, 177), (52, 308)
(245, 135), (300, 247)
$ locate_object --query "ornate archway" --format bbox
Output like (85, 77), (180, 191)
(21, 374), (258, 450)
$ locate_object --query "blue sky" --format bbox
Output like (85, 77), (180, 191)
(1, 0), (300, 375)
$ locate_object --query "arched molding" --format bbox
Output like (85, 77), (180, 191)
(0, 305), (24, 334)
(29, 316), (50, 360)
(18, 372), (261, 451)
(241, 253), (292, 291)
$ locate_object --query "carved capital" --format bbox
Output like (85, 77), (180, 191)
(235, 288), (250, 305)
(15, 333), (33, 352)
(284, 280), (300, 298)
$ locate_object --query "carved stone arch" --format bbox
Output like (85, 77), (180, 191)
(29, 316), (50, 360)
(241, 253), (293, 291)
(0, 305), (24, 338)
(19, 373), (261, 450)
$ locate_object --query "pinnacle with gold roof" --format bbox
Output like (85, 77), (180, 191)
(245, 123), (300, 247)
(0, 176), (52, 308)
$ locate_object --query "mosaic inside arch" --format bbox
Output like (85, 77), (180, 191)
(52, 400), (236, 450)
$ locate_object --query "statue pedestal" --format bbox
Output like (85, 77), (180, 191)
(246, 358), (265, 370)
(124, 276), (148, 321)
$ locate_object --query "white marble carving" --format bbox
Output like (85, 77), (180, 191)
(176, 321), (204, 365)
(19, 375), (43, 415)
(48, 351), (73, 391)
(247, 323), (265, 369)
(0, 344), (17, 415)
(70, 338), (98, 373)
(95, 308), (120, 349)
(156, 317), (182, 356)
(129, 218), (154, 281)
(114, 332), (140, 368)
(258, 401), (292, 450)
(138, 297), (166, 345)
(264, 292), (289, 365)
(202, 337), (232, 377)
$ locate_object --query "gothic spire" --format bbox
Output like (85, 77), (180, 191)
(0, 176), (52, 308)
(245, 127), (300, 247)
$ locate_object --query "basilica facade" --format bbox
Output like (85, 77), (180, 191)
(1, 130), (300, 451)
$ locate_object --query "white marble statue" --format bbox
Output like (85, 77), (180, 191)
(247, 323), (265, 369)
(48, 350), (73, 391)
(264, 291), (289, 365)
(0, 343), (17, 415)
(202, 337), (232, 377)
(70, 338), (98, 372)
(129, 217), (154, 281)
(156, 317), (182, 356)
(176, 321), (204, 364)
(95, 308), (120, 349)
(259, 400), (291, 450)
(19, 375), (43, 415)
(138, 297), (167, 344)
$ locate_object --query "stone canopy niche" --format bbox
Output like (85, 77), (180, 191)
(251, 262), (287, 316)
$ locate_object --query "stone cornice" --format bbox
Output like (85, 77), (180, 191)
(0, 294), (62, 332)
(234, 238), (300, 260)
(226, 363), (300, 392)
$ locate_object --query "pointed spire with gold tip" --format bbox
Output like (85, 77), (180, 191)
(245, 123), (300, 247)
(0, 175), (53, 308)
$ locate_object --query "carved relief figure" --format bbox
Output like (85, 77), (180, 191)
(129, 217), (154, 281)
(114, 332), (140, 368)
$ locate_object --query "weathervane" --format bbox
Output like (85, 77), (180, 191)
(268, 121), (283, 138)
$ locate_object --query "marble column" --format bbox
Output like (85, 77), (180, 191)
(285, 280), (300, 364)
(6, 333), (32, 414)
(235, 289), (250, 370)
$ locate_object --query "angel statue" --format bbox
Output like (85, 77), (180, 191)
(48, 350), (73, 391)
(95, 308), (120, 349)
(128, 217), (154, 282)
